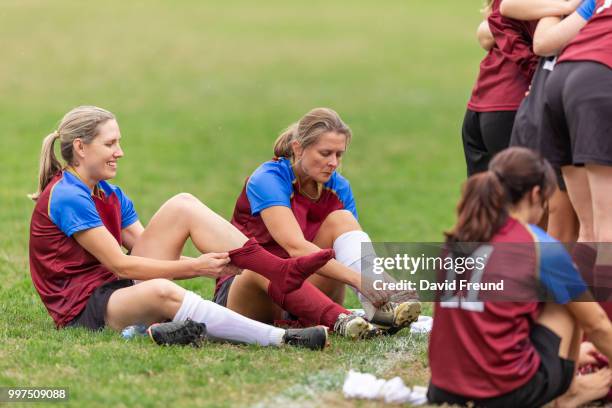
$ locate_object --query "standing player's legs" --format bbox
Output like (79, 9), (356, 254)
(546, 185), (579, 243)
(461, 109), (487, 176)
(563, 166), (594, 242)
(586, 165), (612, 316)
(479, 111), (516, 162)
(564, 62), (612, 315)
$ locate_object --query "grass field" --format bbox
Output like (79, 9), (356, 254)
(0, 1), (483, 406)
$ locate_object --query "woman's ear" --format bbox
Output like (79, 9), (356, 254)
(73, 138), (85, 160)
(530, 185), (542, 206)
(291, 139), (303, 160)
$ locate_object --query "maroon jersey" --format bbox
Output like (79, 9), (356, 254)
(29, 170), (138, 327)
(559, 0), (612, 68)
(429, 218), (587, 398)
(468, 0), (538, 112)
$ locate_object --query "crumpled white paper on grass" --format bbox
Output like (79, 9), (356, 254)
(342, 370), (428, 405)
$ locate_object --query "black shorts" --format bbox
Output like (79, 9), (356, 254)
(510, 57), (566, 191)
(67, 279), (134, 331)
(462, 109), (516, 176)
(427, 324), (575, 408)
(541, 61), (612, 168)
(212, 276), (235, 307)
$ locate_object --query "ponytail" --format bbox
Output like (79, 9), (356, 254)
(445, 171), (508, 243)
(273, 123), (298, 158)
(29, 131), (62, 201)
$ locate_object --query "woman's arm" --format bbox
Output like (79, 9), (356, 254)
(74, 226), (234, 280)
(567, 296), (612, 361)
(121, 221), (144, 251)
(260, 206), (361, 287)
(477, 20), (496, 51)
(500, 0), (582, 20)
(533, 11), (590, 56)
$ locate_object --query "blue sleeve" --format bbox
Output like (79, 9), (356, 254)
(114, 187), (139, 229)
(246, 164), (293, 215)
(49, 188), (103, 237)
(334, 176), (358, 220)
(531, 226), (588, 303)
(577, 0), (596, 20)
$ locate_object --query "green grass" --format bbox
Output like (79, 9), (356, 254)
(0, 1), (482, 406)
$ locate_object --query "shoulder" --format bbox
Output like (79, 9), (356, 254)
(325, 171), (353, 196)
(248, 157), (295, 186)
(49, 172), (93, 208)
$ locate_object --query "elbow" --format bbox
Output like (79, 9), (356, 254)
(499, 0), (513, 18)
(533, 40), (556, 57)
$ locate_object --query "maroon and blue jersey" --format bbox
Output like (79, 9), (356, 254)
(429, 218), (587, 399)
(560, 0), (612, 69)
(219, 157), (356, 292)
(29, 170), (138, 327)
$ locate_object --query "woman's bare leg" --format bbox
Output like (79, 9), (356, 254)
(226, 271), (282, 324)
(131, 193), (247, 260)
(563, 166), (595, 242)
(307, 210), (361, 303)
(105, 279), (186, 329)
(547, 188), (579, 243)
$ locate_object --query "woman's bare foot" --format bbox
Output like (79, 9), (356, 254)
(555, 368), (612, 408)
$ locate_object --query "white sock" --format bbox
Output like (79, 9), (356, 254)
(333, 230), (378, 317)
(173, 291), (285, 346)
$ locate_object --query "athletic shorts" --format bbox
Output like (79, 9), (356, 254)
(67, 279), (134, 330)
(510, 57), (566, 191)
(427, 324), (575, 408)
(213, 276), (235, 307)
(462, 109), (516, 176)
(541, 61), (612, 167)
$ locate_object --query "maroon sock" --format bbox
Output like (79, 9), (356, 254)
(229, 238), (334, 293)
(267, 280), (349, 329)
(571, 243), (597, 289)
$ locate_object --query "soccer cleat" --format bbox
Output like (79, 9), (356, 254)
(370, 301), (421, 334)
(333, 313), (377, 340)
(147, 319), (207, 347)
(282, 326), (329, 350)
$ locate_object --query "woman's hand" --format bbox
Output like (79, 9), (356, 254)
(192, 252), (237, 279)
(579, 342), (601, 367)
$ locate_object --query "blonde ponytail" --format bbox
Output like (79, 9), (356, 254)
(29, 132), (62, 201)
(273, 123), (298, 158)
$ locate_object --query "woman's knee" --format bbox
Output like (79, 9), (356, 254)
(317, 210), (361, 243)
(143, 278), (185, 305)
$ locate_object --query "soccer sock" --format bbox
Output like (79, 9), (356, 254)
(229, 238), (334, 293)
(173, 291), (285, 346)
(333, 230), (379, 316)
(268, 280), (349, 329)
(571, 243), (597, 290)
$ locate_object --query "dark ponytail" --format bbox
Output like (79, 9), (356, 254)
(446, 147), (557, 242)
